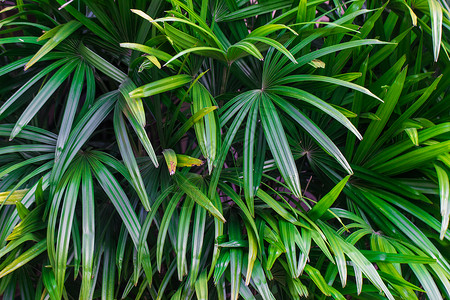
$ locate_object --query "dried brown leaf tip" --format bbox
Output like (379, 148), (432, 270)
(162, 149), (177, 175)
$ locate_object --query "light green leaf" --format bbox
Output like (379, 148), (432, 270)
(0, 239), (46, 278)
(309, 176), (350, 220)
(25, 21), (81, 70)
(129, 75), (192, 98)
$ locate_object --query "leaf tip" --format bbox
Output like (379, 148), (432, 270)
(9, 128), (19, 140)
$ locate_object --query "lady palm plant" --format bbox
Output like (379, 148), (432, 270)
(0, 0), (449, 299)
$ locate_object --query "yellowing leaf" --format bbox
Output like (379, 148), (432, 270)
(0, 189), (29, 205)
(163, 149), (177, 175)
(176, 154), (204, 167)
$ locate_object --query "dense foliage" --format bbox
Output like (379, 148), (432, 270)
(0, 0), (449, 299)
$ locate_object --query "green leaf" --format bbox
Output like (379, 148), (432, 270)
(88, 157), (153, 285)
(56, 62), (86, 157)
(353, 67), (408, 164)
(304, 265), (330, 296)
(227, 41), (264, 61)
(0, 233), (38, 260)
(339, 235), (394, 299)
(320, 223), (347, 287)
(0, 125), (57, 145)
(54, 168), (81, 297)
(213, 250), (230, 284)
(174, 173), (225, 223)
(80, 162), (95, 300)
(156, 260), (177, 300)
(0, 52), (67, 77)
(361, 250), (436, 264)
(0, 239), (46, 278)
(369, 189), (450, 241)
(243, 218), (257, 285)
(271, 94), (352, 174)
(219, 1), (292, 21)
(136, 16), (221, 48)
(374, 140), (450, 175)
(375, 75), (443, 148)
(129, 9), (165, 32)
(191, 83), (218, 174)
(279, 220), (300, 278)
(434, 164), (450, 240)
(129, 75), (192, 98)
(308, 176), (350, 220)
(269, 86), (362, 140)
(243, 102), (258, 216)
(169, 106), (218, 146)
(118, 98), (158, 168)
(281, 39), (390, 77)
(219, 183), (258, 242)
(209, 91), (257, 196)
(244, 36), (297, 64)
(394, 243), (443, 300)
(114, 106), (151, 210)
(156, 191), (181, 271)
(101, 237), (116, 300)
(0, 36), (45, 45)
(37, 24), (63, 41)
(259, 94), (302, 197)
(367, 123), (450, 168)
(428, 0), (443, 61)
(256, 189), (297, 223)
(189, 204), (207, 287)
(120, 42), (180, 66)
(54, 0), (116, 44)
(42, 265), (59, 300)
(79, 43), (127, 83)
(363, 191), (448, 270)
(10, 59), (78, 140)
(195, 270), (208, 300)
(229, 214), (243, 300)
(163, 47), (227, 66)
(137, 185), (175, 270)
(244, 257), (275, 299)
(274, 74), (382, 102)
(50, 91), (117, 187)
(25, 21), (81, 70)
(119, 79), (146, 128)
(177, 197), (195, 280)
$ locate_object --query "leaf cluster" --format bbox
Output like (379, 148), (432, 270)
(0, 0), (449, 299)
